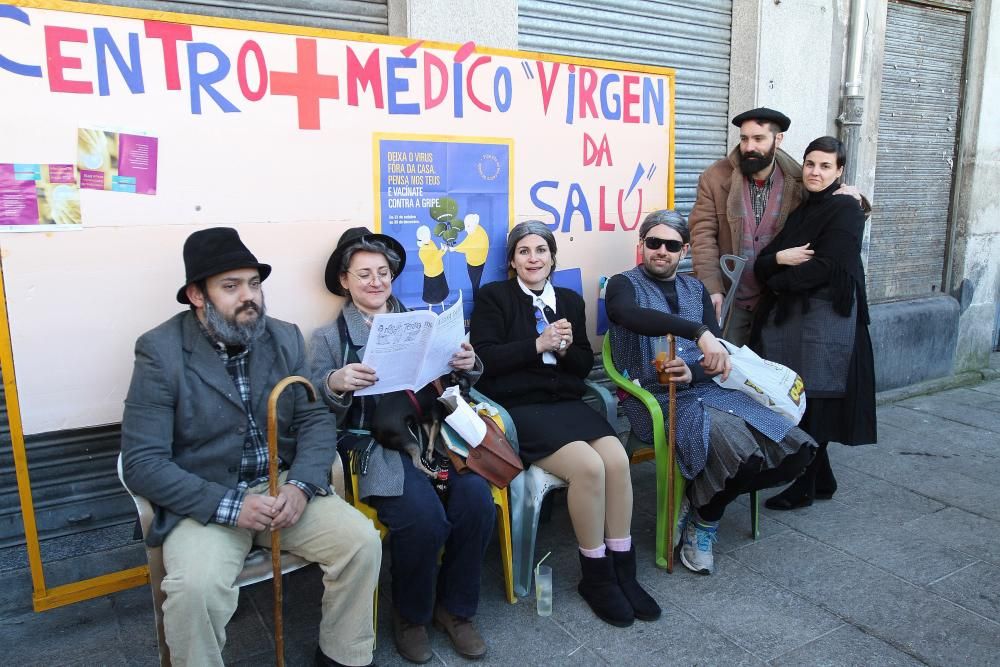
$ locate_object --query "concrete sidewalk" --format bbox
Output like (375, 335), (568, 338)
(3, 369), (1000, 666)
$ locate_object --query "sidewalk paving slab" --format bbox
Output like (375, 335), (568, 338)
(3, 374), (1000, 666)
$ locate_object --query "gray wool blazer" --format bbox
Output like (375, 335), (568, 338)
(121, 311), (338, 547)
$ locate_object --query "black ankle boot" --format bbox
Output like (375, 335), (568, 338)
(577, 552), (634, 627)
(764, 467), (816, 511)
(814, 444), (837, 499)
(609, 546), (661, 621)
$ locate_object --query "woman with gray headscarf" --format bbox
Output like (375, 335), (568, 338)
(470, 221), (660, 629)
(309, 227), (493, 664)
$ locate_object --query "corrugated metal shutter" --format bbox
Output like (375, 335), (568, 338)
(517, 0), (732, 215)
(868, 1), (967, 302)
(75, 0), (389, 34)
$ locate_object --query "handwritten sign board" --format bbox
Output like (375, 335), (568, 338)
(0, 0), (673, 434)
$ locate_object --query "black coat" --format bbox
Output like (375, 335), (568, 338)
(470, 278), (594, 407)
(753, 183), (877, 446)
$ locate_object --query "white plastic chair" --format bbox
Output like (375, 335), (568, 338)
(117, 453), (345, 667)
(472, 383), (617, 598)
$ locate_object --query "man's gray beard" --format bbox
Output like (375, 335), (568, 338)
(204, 296), (266, 346)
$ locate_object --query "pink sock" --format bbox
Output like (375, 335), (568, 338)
(605, 536), (632, 552)
(579, 544), (607, 558)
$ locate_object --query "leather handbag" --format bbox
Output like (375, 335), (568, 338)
(463, 415), (523, 488)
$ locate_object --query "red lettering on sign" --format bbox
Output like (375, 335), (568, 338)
(466, 55), (491, 112)
(346, 46), (384, 108)
(44, 26), (92, 94)
(144, 21), (192, 91)
(622, 75), (640, 124)
(237, 40), (267, 101)
(578, 67), (598, 119)
(536, 61), (560, 116)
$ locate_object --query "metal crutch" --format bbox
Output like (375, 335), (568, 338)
(266, 375), (318, 667)
(718, 254), (747, 335)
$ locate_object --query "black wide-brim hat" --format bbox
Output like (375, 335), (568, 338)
(731, 107), (791, 132)
(176, 227), (271, 304)
(324, 226), (407, 296)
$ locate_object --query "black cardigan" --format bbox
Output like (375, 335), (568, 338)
(470, 278), (593, 407)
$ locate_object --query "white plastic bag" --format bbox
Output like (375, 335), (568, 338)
(712, 340), (806, 424)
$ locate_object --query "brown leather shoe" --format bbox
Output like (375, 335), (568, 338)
(392, 607), (432, 664)
(432, 604), (487, 660)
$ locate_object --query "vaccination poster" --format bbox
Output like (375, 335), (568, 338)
(375, 136), (512, 322)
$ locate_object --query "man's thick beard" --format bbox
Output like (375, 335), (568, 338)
(738, 142), (777, 176)
(204, 296), (266, 347)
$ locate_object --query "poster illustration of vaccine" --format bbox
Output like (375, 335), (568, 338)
(375, 135), (512, 322)
(77, 128), (158, 194)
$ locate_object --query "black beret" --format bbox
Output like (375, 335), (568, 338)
(731, 107), (790, 132)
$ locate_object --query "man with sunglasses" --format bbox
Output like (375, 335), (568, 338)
(688, 108), (865, 344)
(605, 211), (817, 575)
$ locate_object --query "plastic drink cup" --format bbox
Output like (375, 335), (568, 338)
(653, 336), (670, 384)
(535, 564), (552, 616)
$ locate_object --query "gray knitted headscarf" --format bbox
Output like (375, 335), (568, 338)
(505, 220), (558, 271)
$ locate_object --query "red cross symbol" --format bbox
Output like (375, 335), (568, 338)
(270, 38), (340, 130)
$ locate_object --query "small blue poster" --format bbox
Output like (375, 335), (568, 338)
(375, 135), (512, 323)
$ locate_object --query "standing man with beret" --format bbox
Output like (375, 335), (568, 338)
(121, 227), (381, 667)
(689, 108), (866, 345)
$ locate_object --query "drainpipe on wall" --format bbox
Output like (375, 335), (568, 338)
(838, 0), (868, 265)
(838, 0), (867, 184)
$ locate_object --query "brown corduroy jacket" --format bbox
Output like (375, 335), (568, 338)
(688, 146), (804, 296)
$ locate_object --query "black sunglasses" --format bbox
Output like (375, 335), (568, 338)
(643, 237), (685, 252)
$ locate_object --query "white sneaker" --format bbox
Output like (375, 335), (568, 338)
(679, 518), (719, 575)
(673, 496), (692, 549)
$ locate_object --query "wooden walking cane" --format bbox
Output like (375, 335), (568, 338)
(665, 335), (677, 571)
(267, 376), (318, 667)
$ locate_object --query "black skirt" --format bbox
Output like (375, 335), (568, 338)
(508, 400), (617, 465)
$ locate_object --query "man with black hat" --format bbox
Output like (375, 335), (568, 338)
(121, 227), (381, 667)
(689, 108), (864, 345)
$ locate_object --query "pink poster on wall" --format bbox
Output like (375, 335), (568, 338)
(0, 163), (81, 229)
(77, 129), (158, 195)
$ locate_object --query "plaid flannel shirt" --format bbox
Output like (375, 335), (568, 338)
(748, 172), (774, 227)
(206, 333), (320, 527)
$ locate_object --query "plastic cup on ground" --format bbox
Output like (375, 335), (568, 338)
(535, 564), (552, 616)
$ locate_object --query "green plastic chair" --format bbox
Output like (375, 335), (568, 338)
(601, 335), (759, 571)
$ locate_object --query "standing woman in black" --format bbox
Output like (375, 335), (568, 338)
(752, 136), (877, 509)
(470, 221), (659, 628)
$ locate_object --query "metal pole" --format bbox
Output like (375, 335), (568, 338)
(838, 0), (869, 187)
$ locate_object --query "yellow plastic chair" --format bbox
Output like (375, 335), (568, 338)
(117, 453), (345, 667)
(348, 457), (516, 605)
(601, 336), (760, 572)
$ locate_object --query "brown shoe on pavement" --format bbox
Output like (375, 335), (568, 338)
(432, 604), (487, 660)
(392, 607), (432, 664)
